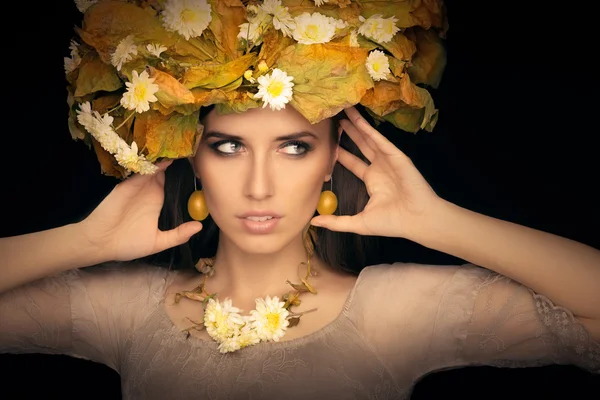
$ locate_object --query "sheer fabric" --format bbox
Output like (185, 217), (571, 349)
(1, 262), (598, 399)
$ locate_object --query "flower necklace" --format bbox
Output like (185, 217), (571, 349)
(173, 252), (319, 354)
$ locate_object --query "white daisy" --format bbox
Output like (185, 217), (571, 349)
(365, 50), (391, 81)
(111, 35), (138, 71)
(358, 14), (400, 43)
(260, 0), (296, 38)
(146, 43), (168, 58)
(366, 50), (391, 81)
(313, 0), (329, 6)
(74, 0), (97, 13)
(292, 12), (338, 45)
(254, 68), (294, 111)
(238, 323), (261, 348)
(120, 70), (160, 113)
(249, 296), (290, 342)
(161, 0), (212, 40)
(204, 298), (246, 342)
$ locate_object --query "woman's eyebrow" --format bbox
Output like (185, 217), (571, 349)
(203, 130), (320, 141)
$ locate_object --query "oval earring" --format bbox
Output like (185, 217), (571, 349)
(187, 177), (209, 221)
(317, 175), (338, 215)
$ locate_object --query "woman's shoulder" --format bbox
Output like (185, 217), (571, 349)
(351, 261), (494, 305)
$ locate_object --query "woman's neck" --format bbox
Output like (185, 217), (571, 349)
(204, 235), (323, 307)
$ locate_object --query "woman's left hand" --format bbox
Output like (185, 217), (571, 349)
(310, 106), (442, 239)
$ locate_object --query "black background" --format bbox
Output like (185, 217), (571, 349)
(1, 0), (599, 398)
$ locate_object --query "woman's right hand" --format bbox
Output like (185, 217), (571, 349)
(79, 160), (203, 262)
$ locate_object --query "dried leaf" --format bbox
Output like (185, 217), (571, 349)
(207, 0), (246, 61)
(286, 279), (311, 293)
(357, 0), (444, 30)
(287, 317), (301, 328)
(146, 66), (196, 107)
(74, 52), (122, 97)
(276, 43), (373, 123)
(133, 109), (201, 161)
(91, 137), (129, 178)
(182, 53), (257, 89)
(406, 28), (446, 88)
(378, 32), (416, 61)
(300, 277), (317, 294)
(257, 28), (295, 70)
(76, 1), (216, 66)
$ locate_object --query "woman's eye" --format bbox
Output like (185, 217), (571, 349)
(215, 141), (242, 154)
(280, 141), (310, 155)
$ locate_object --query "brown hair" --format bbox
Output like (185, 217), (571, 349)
(142, 105), (384, 275)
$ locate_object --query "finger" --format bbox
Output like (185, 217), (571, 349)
(156, 221), (203, 252)
(337, 147), (367, 181)
(344, 107), (406, 157)
(310, 214), (367, 235)
(340, 119), (375, 161)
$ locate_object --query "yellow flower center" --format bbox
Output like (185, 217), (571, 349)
(372, 62), (381, 72)
(267, 81), (284, 97)
(305, 24), (319, 40)
(134, 84), (148, 100)
(180, 9), (196, 23)
(266, 312), (281, 330)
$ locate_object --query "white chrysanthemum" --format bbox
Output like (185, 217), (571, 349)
(120, 70), (160, 113)
(358, 14), (400, 43)
(249, 296), (290, 342)
(254, 68), (294, 111)
(349, 29), (359, 47)
(111, 35), (138, 71)
(292, 12), (338, 44)
(366, 50), (391, 81)
(64, 40), (82, 74)
(146, 43), (167, 58)
(313, 0), (329, 6)
(204, 298), (246, 342)
(238, 323), (261, 348)
(162, 0), (212, 40)
(76, 102), (158, 175)
(260, 0), (296, 38)
(74, 0), (97, 13)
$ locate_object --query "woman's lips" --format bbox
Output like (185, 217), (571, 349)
(239, 217), (281, 234)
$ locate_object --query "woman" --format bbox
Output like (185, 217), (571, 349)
(2, 0), (599, 398)
(1, 101), (599, 398)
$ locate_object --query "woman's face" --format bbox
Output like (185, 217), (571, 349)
(192, 106), (339, 254)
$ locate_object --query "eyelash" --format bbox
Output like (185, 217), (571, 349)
(209, 140), (313, 157)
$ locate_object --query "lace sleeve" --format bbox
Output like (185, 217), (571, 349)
(0, 270), (75, 356)
(1, 263), (169, 373)
(444, 264), (600, 374)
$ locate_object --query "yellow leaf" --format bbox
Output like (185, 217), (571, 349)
(257, 28), (295, 70)
(207, 0), (246, 61)
(133, 110), (201, 161)
(91, 137), (129, 179)
(276, 43), (373, 124)
(146, 66), (196, 107)
(357, 0), (445, 30)
(182, 53), (256, 89)
(282, 0), (361, 24)
(378, 32), (416, 61)
(91, 94), (122, 114)
(360, 74), (438, 132)
(74, 52), (122, 97)
(406, 28), (447, 88)
(76, 1), (216, 66)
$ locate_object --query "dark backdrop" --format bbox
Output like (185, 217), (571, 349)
(1, 0), (598, 399)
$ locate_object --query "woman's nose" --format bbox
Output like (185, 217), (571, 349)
(243, 156), (274, 200)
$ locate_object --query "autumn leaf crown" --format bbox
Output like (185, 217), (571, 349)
(65, 0), (448, 178)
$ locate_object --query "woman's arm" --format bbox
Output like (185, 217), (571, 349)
(0, 223), (104, 293)
(411, 198), (600, 322)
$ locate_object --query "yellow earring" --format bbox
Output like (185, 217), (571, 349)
(188, 178), (209, 221)
(317, 175), (338, 215)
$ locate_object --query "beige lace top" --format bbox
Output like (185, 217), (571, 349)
(1, 262), (598, 399)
